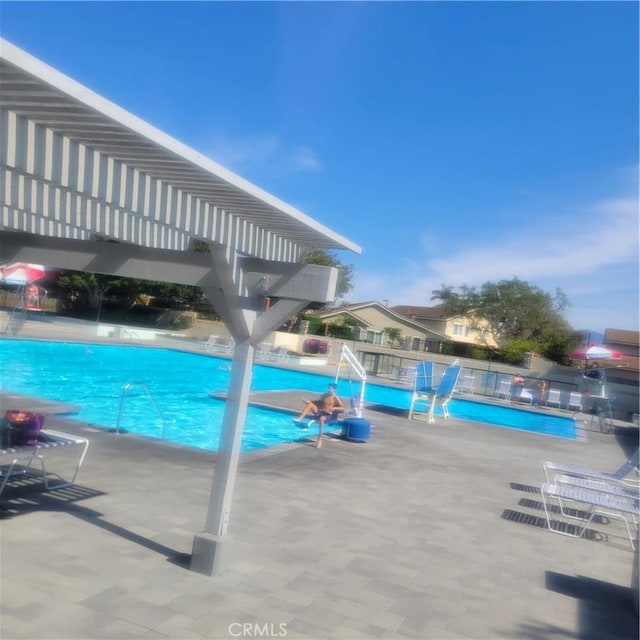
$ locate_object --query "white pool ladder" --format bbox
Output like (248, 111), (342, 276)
(115, 381), (165, 435)
(335, 343), (367, 418)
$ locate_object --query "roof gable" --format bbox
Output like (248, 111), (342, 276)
(391, 305), (450, 320)
(312, 301), (446, 338)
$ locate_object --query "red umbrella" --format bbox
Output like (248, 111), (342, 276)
(569, 344), (622, 361)
(0, 262), (46, 285)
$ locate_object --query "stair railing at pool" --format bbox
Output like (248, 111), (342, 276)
(115, 381), (166, 436)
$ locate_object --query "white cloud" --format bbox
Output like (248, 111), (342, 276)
(350, 193), (639, 332)
(202, 132), (322, 176)
(428, 196), (638, 283)
(285, 145), (322, 172)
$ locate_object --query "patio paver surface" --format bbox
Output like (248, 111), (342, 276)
(1, 320), (638, 639)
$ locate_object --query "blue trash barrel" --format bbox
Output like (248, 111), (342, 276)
(341, 418), (371, 442)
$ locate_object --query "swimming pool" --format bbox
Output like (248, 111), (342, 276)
(0, 339), (575, 451)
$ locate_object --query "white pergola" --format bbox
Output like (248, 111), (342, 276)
(0, 38), (361, 575)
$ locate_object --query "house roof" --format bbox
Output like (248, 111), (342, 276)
(313, 301), (447, 339)
(391, 305), (450, 321)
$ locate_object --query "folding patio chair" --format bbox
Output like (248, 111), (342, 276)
(409, 365), (461, 424)
(408, 362), (436, 420)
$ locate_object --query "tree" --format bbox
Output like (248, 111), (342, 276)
(56, 271), (119, 313)
(55, 269), (210, 322)
(384, 327), (403, 347)
(431, 278), (578, 362)
(300, 249), (354, 301)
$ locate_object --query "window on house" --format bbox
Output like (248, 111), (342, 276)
(453, 324), (470, 337)
(366, 330), (382, 345)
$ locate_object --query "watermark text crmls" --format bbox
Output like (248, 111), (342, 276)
(228, 622), (288, 638)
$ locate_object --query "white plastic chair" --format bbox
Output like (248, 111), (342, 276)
(458, 375), (475, 394)
(398, 366), (417, 385)
(203, 335), (219, 351)
(271, 346), (289, 362)
(212, 338), (235, 354)
(255, 342), (272, 360)
(517, 389), (534, 405)
(494, 379), (511, 400)
(567, 392), (583, 412)
(546, 389), (562, 409)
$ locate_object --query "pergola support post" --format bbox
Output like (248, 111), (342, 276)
(190, 339), (254, 575)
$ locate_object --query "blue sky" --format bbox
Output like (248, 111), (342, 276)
(1, 1), (638, 333)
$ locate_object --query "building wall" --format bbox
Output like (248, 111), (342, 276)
(443, 317), (497, 348)
(398, 310), (497, 348)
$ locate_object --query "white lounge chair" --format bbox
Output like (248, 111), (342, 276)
(0, 428), (90, 497)
(294, 407), (345, 434)
(494, 379), (511, 400)
(546, 388), (562, 409)
(203, 334), (219, 351)
(398, 366), (417, 385)
(269, 346), (289, 363)
(540, 481), (639, 550)
(554, 474), (639, 502)
(516, 389), (534, 405)
(457, 375), (475, 394)
(543, 449), (640, 487)
(211, 338), (235, 355)
(567, 392), (583, 412)
(255, 342), (272, 360)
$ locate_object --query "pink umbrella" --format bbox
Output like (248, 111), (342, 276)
(569, 344), (622, 361)
(1, 262), (46, 285)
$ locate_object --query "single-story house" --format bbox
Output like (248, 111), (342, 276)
(310, 301), (446, 352)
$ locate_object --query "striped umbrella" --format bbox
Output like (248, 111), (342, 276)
(569, 344), (622, 361)
(0, 262), (46, 285)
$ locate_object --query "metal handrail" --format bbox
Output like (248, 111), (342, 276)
(115, 381), (165, 435)
(335, 343), (367, 418)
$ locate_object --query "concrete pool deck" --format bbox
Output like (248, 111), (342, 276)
(1, 317), (639, 639)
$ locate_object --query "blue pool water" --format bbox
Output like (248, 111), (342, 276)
(0, 339), (575, 451)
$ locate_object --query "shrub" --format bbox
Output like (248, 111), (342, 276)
(498, 339), (538, 365)
(170, 315), (193, 330)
